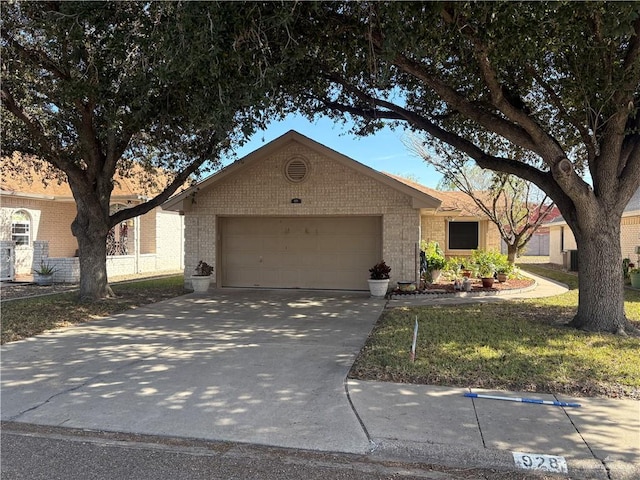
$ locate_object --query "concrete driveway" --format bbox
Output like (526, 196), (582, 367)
(1, 289), (385, 453)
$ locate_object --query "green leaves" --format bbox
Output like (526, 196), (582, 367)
(1, 1), (301, 177)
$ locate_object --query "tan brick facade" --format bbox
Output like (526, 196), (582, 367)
(622, 214), (640, 263)
(420, 214), (501, 259)
(1, 197), (78, 257)
(183, 141), (422, 286)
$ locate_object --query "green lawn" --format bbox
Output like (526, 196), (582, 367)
(350, 265), (640, 399)
(1, 276), (187, 344)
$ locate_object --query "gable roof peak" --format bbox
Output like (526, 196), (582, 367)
(163, 130), (442, 211)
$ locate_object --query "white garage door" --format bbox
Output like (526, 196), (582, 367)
(220, 216), (381, 290)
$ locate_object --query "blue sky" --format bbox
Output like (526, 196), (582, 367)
(221, 113), (443, 188)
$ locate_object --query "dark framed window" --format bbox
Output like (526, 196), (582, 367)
(448, 221), (479, 250)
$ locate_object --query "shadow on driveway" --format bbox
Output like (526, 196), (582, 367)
(1, 289), (385, 453)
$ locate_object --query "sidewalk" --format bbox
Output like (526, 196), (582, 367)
(348, 381), (639, 480)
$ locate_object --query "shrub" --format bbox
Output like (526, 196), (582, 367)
(421, 240), (446, 271)
(369, 261), (391, 280)
(471, 249), (509, 278)
(194, 261), (214, 276)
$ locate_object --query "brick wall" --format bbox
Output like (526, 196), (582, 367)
(183, 141), (421, 286)
(420, 215), (501, 259)
(622, 214), (640, 263)
(32, 240), (79, 283)
(2, 199), (184, 278)
(485, 221), (502, 250)
(0, 240), (15, 280)
(421, 215), (446, 247)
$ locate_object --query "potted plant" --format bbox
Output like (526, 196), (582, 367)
(368, 260), (391, 297)
(478, 265), (495, 287)
(630, 268), (640, 289)
(191, 260), (214, 293)
(422, 240), (446, 282)
(471, 249), (497, 288)
(496, 264), (514, 283)
(33, 260), (57, 286)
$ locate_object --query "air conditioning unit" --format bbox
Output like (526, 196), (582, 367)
(569, 250), (578, 271)
(562, 250), (578, 271)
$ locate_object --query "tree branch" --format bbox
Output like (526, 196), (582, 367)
(109, 135), (221, 227)
(598, 16), (640, 197)
(529, 69), (597, 164)
(1, 31), (71, 81)
(387, 51), (544, 157)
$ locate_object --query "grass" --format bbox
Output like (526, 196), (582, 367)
(517, 263), (579, 290)
(1, 276), (187, 344)
(350, 265), (640, 399)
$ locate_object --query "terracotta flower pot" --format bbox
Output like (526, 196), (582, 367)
(481, 277), (495, 288)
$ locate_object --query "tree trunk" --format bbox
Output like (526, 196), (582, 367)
(506, 243), (518, 264)
(71, 208), (114, 302)
(568, 218), (636, 335)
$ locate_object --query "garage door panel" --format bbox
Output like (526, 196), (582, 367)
(281, 241), (313, 255)
(221, 216), (381, 290)
(260, 236), (285, 252)
(320, 235), (376, 253)
(224, 235), (257, 253)
(224, 253), (257, 269)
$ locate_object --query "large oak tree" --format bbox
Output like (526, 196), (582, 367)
(283, 1), (640, 334)
(1, 1), (293, 300)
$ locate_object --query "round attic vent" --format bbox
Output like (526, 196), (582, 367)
(284, 157), (309, 183)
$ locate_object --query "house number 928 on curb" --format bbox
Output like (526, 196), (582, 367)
(512, 452), (568, 473)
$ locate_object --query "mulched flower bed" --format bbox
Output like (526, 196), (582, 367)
(391, 277), (535, 295)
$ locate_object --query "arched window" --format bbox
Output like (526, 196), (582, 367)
(11, 210), (31, 246)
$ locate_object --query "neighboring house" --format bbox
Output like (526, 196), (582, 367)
(499, 206), (562, 257)
(162, 130), (500, 290)
(545, 188), (640, 270)
(0, 159), (184, 282)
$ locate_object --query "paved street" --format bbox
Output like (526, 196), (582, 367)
(1, 422), (567, 480)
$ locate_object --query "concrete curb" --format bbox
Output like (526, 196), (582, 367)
(369, 439), (614, 480)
